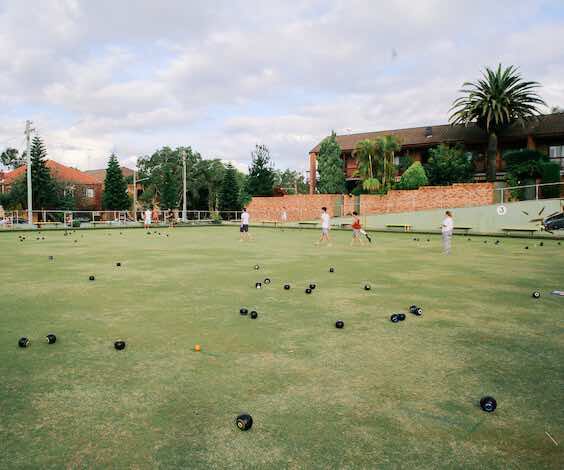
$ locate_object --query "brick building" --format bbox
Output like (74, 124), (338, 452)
(85, 166), (142, 207)
(308, 112), (564, 193)
(0, 160), (103, 210)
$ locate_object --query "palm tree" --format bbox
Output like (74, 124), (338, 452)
(450, 64), (546, 181)
(377, 135), (401, 189)
(353, 139), (381, 192)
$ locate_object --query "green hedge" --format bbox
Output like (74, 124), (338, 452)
(540, 162), (561, 198)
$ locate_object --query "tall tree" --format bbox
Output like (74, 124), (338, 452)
(102, 154), (130, 210)
(27, 136), (58, 210)
(219, 163), (241, 211)
(317, 131), (345, 194)
(450, 64), (546, 181)
(378, 135), (401, 190)
(159, 164), (179, 210)
(273, 169), (308, 194)
(246, 144), (275, 196)
(353, 139), (380, 192)
(1, 148), (25, 169)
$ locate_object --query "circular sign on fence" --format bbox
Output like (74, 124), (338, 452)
(496, 205), (507, 216)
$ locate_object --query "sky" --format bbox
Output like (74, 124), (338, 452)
(1, 0), (563, 174)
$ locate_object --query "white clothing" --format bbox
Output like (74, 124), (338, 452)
(281, 211), (287, 221)
(321, 212), (330, 229)
(442, 217), (453, 233)
(144, 210), (152, 224)
(241, 212), (250, 225)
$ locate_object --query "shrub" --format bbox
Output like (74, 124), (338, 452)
(397, 162), (429, 190)
(425, 144), (474, 185)
(539, 162), (561, 198)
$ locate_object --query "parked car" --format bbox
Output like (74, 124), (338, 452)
(543, 212), (564, 231)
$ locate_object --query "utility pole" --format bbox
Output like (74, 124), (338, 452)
(132, 163), (137, 220)
(24, 120), (35, 225)
(181, 149), (187, 222)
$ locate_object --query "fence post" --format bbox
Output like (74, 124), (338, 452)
(535, 184), (539, 200)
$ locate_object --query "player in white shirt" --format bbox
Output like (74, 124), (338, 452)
(317, 206), (332, 246)
(441, 210), (454, 255)
(143, 208), (152, 229)
(280, 206), (288, 230)
(240, 208), (251, 241)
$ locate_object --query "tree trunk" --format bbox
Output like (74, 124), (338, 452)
(487, 132), (498, 182)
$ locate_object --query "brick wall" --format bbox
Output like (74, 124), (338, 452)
(247, 183), (495, 222)
(247, 194), (341, 222)
(360, 183), (494, 214)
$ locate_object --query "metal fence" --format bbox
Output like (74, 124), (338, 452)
(495, 181), (564, 204)
(0, 210), (243, 230)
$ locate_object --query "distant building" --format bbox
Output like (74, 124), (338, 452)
(0, 160), (103, 210)
(308, 112), (564, 193)
(85, 166), (142, 209)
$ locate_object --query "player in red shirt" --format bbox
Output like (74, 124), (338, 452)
(350, 211), (371, 245)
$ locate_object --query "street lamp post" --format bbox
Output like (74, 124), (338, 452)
(181, 150), (187, 222)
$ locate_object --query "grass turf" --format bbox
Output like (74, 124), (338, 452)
(0, 227), (563, 469)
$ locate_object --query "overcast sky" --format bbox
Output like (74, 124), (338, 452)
(1, 0), (563, 173)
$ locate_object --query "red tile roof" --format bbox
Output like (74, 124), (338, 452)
(84, 167), (134, 183)
(2, 160), (99, 185)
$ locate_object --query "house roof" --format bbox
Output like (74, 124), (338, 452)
(2, 160), (100, 185)
(309, 112), (564, 153)
(85, 167), (134, 183)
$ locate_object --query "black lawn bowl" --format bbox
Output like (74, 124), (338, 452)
(398, 313), (406, 321)
(426, 239), (430, 242)
(74, 240), (78, 243)
(495, 240), (500, 245)
(250, 311), (258, 319)
(264, 278), (271, 285)
(255, 282), (262, 289)
(45, 334), (57, 344)
(18, 337), (31, 348)
(309, 283), (316, 290)
(305, 288), (312, 294)
(390, 314), (400, 323)
(409, 305), (423, 316)
(240, 308), (248, 316)
(48, 256), (54, 260)
(532, 291), (541, 299)
(335, 320), (344, 329)
(329, 267), (335, 273)
(89, 275), (95, 281)
(479, 396), (497, 413)
(525, 246), (529, 250)
(539, 241), (544, 247)
(147, 231), (150, 235)
(114, 340), (126, 351)
(364, 284), (371, 291)
(236, 414), (253, 431)
(284, 284), (291, 290)
(116, 262), (121, 267)
(484, 240), (487, 244)
(254, 265), (260, 270)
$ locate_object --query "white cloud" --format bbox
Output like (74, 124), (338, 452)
(0, 0), (562, 172)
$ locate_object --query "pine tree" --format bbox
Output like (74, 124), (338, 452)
(219, 163), (241, 211)
(102, 154), (130, 210)
(246, 144), (275, 196)
(28, 136), (59, 209)
(317, 131), (345, 194)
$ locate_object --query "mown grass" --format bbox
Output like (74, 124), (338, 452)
(0, 227), (563, 469)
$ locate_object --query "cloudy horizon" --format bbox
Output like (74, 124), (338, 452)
(1, 0), (563, 174)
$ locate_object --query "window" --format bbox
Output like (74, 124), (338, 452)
(549, 145), (564, 170)
(86, 188), (95, 198)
